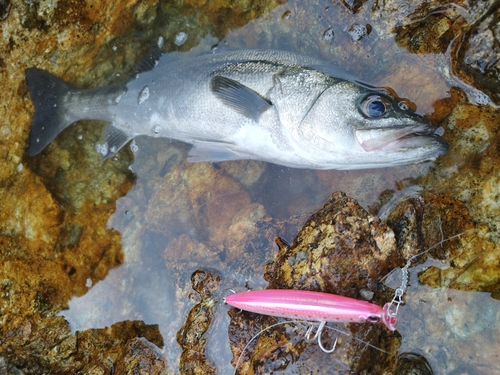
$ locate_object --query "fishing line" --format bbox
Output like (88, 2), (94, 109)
(231, 230), (470, 374)
(231, 319), (392, 374)
(232, 320), (301, 375)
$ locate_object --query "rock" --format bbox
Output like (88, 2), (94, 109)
(229, 191), (402, 374)
(265, 191), (401, 297)
(340, 0), (367, 14)
(452, 2), (500, 106)
(176, 270), (220, 375)
(395, 352), (434, 375)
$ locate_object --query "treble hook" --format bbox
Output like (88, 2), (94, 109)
(305, 321), (337, 353)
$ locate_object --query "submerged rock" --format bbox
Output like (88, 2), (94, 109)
(395, 352), (434, 375)
(227, 190), (500, 374)
(177, 270), (220, 375)
(229, 191), (402, 374)
(265, 191), (401, 297)
(452, 3), (500, 105)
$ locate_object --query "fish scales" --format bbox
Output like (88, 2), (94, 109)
(25, 49), (448, 169)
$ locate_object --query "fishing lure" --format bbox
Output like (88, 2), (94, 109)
(225, 289), (397, 353)
(225, 231), (466, 356)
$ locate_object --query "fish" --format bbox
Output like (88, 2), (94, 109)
(25, 49), (448, 170)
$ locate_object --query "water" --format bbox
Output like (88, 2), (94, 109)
(3, 0), (500, 373)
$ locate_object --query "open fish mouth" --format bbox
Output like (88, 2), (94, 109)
(355, 124), (448, 152)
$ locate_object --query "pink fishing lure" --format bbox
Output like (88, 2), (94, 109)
(225, 289), (397, 331)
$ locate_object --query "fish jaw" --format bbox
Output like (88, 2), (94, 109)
(354, 122), (448, 153)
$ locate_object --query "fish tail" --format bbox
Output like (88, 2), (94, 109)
(25, 68), (80, 156)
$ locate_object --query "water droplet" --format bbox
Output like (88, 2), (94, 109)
(96, 142), (109, 157)
(282, 10), (292, 20)
(112, 45), (117, 51)
(174, 32), (188, 46)
(130, 140), (139, 153)
(78, 134), (83, 140)
(137, 86), (150, 105)
(157, 36), (164, 49)
(17, 163), (23, 172)
(323, 28), (334, 41)
(86, 278), (92, 287)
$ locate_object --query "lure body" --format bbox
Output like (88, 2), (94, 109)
(225, 289), (396, 331)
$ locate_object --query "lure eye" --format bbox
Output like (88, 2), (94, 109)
(359, 95), (391, 118)
(367, 315), (380, 323)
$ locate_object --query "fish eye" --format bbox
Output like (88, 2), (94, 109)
(359, 95), (391, 118)
(367, 315), (380, 322)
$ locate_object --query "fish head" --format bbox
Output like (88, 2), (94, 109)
(296, 81), (449, 169)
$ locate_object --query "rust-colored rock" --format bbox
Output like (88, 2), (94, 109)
(229, 192), (402, 374)
(176, 270), (220, 375)
(265, 191), (401, 297)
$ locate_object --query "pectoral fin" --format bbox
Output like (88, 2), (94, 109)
(211, 76), (272, 122)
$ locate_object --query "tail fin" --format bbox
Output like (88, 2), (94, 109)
(25, 68), (77, 156)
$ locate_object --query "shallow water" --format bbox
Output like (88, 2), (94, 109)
(1, 0), (500, 373)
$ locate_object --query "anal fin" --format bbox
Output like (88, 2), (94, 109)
(187, 141), (245, 163)
(99, 124), (132, 159)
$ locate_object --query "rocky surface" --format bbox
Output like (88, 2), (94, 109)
(229, 191), (402, 374)
(0, 0), (499, 374)
(452, 2), (500, 106)
(227, 191), (500, 374)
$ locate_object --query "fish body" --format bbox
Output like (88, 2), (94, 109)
(224, 289), (396, 330)
(25, 49), (448, 169)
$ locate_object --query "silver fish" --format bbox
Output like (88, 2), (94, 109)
(25, 49), (448, 170)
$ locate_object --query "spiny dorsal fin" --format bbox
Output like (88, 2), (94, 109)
(211, 76), (272, 122)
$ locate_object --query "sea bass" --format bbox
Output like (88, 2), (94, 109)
(25, 49), (448, 169)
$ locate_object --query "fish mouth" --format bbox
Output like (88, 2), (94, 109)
(355, 124), (448, 153)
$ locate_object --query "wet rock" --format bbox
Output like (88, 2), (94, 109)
(394, 11), (460, 54)
(113, 337), (169, 375)
(0, 0), (10, 21)
(229, 191), (402, 374)
(340, 0), (367, 14)
(452, 2), (500, 105)
(396, 352), (434, 375)
(386, 193), (500, 298)
(146, 162), (252, 243)
(176, 270), (220, 375)
(346, 23), (372, 41)
(265, 191), (401, 297)
(0, 317), (168, 374)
